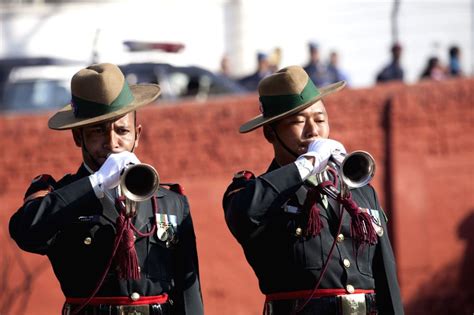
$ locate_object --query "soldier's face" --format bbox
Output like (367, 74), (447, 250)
(270, 100), (330, 165)
(73, 112), (142, 171)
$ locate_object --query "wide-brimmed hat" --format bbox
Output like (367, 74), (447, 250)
(48, 63), (161, 130)
(239, 65), (345, 133)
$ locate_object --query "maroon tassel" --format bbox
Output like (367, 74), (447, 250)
(337, 192), (378, 247)
(303, 188), (323, 237)
(113, 197), (140, 280)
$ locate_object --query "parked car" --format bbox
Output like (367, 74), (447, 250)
(0, 64), (86, 114)
(0, 61), (247, 114)
(0, 57), (81, 107)
(119, 63), (247, 102)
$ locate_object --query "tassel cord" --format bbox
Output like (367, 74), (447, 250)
(70, 196), (159, 315)
(294, 167), (377, 313)
(337, 192), (377, 247)
(293, 203), (345, 314)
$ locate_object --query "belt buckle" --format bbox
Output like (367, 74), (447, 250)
(338, 293), (367, 315)
(117, 305), (150, 315)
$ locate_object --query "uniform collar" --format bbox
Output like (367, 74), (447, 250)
(265, 159), (281, 173)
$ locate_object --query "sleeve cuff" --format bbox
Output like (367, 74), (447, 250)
(295, 156), (315, 180)
(88, 174), (104, 199)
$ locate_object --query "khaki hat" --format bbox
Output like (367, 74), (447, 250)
(48, 63), (161, 130)
(239, 65), (345, 133)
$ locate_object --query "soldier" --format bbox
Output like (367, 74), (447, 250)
(223, 65), (403, 314)
(303, 42), (328, 87)
(9, 63), (204, 315)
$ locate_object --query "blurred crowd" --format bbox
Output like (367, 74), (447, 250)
(0, 40), (467, 114)
(223, 41), (465, 91)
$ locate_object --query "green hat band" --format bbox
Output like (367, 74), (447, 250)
(259, 79), (320, 117)
(71, 82), (135, 118)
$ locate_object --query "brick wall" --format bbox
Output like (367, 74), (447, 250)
(0, 78), (472, 315)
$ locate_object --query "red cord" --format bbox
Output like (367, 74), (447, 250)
(293, 203), (345, 314)
(69, 196), (159, 315)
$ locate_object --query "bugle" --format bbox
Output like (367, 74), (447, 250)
(119, 163), (160, 216)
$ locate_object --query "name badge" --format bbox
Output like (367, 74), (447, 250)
(285, 205), (301, 214)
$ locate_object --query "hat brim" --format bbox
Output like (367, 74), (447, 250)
(48, 84), (161, 130)
(239, 80), (346, 133)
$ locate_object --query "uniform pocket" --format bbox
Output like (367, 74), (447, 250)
(293, 235), (324, 270)
(356, 244), (375, 276)
(146, 234), (175, 282)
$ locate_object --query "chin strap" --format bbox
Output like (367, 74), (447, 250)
(80, 129), (102, 171)
(271, 125), (299, 159)
(80, 126), (137, 171)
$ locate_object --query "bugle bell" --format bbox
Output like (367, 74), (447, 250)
(119, 163), (160, 216)
(329, 150), (376, 189)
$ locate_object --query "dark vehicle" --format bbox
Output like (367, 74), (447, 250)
(1, 64), (86, 114)
(119, 63), (247, 102)
(0, 57), (80, 104)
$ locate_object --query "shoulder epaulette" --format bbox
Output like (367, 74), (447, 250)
(24, 174), (57, 203)
(233, 170), (255, 181)
(224, 170), (255, 199)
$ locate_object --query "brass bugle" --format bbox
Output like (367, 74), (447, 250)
(330, 150), (376, 189)
(120, 163), (160, 202)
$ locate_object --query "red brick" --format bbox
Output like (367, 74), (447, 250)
(1, 78), (473, 315)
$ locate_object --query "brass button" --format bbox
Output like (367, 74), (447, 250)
(137, 266), (141, 273)
(343, 258), (351, 268)
(346, 284), (355, 294)
(295, 228), (303, 237)
(83, 237), (92, 245)
(130, 292), (140, 301)
(336, 234), (345, 243)
(376, 227), (384, 237)
(133, 235), (137, 241)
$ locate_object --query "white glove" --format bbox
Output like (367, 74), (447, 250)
(89, 151), (141, 198)
(298, 139), (346, 174)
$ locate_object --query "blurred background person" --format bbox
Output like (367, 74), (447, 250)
(326, 50), (350, 85)
(219, 54), (232, 78)
(303, 41), (328, 86)
(376, 43), (404, 83)
(268, 47), (282, 73)
(420, 56), (446, 81)
(448, 45), (463, 77)
(238, 52), (272, 91)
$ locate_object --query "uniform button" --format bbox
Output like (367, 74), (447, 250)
(343, 258), (351, 268)
(137, 266), (141, 273)
(133, 235), (137, 241)
(83, 237), (92, 245)
(130, 292), (140, 301)
(295, 228), (303, 237)
(346, 284), (355, 294)
(336, 234), (345, 243)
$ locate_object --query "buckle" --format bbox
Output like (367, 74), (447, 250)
(338, 293), (367, 315)
(117, 305), (150, 315)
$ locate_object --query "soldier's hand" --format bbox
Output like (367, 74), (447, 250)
(302, 139), (346, 173)
(89, 151), (140, 197)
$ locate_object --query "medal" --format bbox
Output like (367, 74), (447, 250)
(155, 213), (179, 242)
(367, 208), (384, 237)
(156, 213), (170, 241)
(157, 224), (169, 241)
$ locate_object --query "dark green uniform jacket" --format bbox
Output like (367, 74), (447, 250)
(10, 165), (204, 315)
(223, 160), (404, 314)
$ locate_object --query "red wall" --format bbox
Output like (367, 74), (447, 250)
(0, 78), (472, 315)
